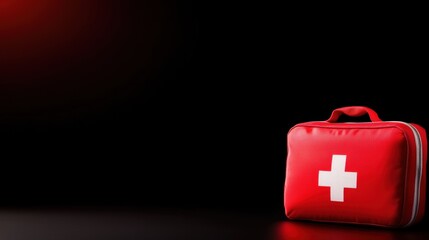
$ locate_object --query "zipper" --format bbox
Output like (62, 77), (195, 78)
(389, 122), (423, 227)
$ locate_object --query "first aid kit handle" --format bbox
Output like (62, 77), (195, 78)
(326, 106), (382, 122)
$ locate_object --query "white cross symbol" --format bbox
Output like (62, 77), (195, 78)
(318, 154), (357, 202)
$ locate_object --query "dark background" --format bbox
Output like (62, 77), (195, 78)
(0, 0), (427, 222)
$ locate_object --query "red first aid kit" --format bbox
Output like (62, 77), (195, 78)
(284, 106), (427, 228)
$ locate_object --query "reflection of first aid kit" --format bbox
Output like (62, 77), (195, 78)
(283, 106), (427, 228)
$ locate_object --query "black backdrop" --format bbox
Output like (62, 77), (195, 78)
(1, 0), (427, 218)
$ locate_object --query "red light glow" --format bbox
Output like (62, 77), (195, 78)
(272, 221), (396, 240)
(0, 0), (177, 116)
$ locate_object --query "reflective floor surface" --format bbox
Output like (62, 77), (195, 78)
(2, 207), (429, 240)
